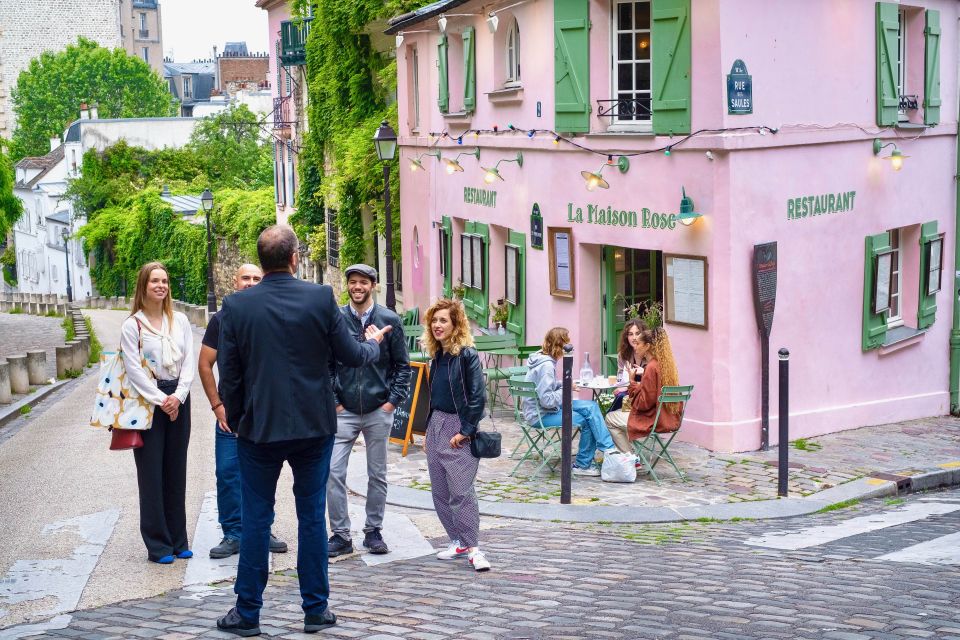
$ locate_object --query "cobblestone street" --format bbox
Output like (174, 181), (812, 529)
(13, 487), (960, 640)
(0, 312), (68, 380)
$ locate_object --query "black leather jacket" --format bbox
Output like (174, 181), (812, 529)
(330, 303), (411, 415)
(429, 347), (486, 437)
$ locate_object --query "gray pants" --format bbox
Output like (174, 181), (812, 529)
(326, 408), (393, 537)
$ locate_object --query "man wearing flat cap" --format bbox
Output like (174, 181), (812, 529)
(326, 264), (410, 556)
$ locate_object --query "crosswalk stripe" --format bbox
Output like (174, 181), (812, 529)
(875, 531), (960, 565)
(744, 502), (960, 550)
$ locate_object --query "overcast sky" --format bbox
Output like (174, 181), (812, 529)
(160, 0), (269, 62)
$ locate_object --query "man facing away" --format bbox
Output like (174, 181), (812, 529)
(216, 226), (391, 637)
(197, 263), (288, 559)
(327, 264), (410, 557)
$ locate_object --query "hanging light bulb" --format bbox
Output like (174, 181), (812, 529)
(553, 136), (561, 146)
(580, 156), (628, 191)
(479, 152), (523, 184)
(677, 186), (702, 226)
(441, 148), (480, 175)
(873, 138), (910, 172)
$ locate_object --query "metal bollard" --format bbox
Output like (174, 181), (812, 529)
(561, 343), (574, 504)
(778, 348), (790, 497)
(25, 350), (47, 385)
(7, 355), (29, 394)
(0, 361), (11, 404)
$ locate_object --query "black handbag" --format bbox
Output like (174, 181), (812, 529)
(470, 431), (502, 459)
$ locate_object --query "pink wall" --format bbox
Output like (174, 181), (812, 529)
(395, 0), (959, 451)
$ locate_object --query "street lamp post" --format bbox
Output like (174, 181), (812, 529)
(61, 228), (73, 303)
(373, 120), (398, 312)
(201, 189), (216, 312)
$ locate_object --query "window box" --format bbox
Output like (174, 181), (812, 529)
(486, 87), (524, 105)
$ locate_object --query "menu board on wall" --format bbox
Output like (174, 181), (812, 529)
(549, 227), (574, 298)
(664, 254), (708, 329)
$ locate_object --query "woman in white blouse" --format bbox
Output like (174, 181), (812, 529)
(120, 262), (196, 564)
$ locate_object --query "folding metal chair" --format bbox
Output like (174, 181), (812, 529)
(507, 376), (582, 477)
(632, 385), (694, 485)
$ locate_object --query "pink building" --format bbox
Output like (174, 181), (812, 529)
(388, 0), (958, 452)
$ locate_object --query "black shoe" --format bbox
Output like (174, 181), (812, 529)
(327, 533), (353, 557)
(362, 529), (389, 555)
(209, 537), (240, 559)
(304, 609), (337, 633)
(217, 607), (261, 637)
(269, 533), (288, 553)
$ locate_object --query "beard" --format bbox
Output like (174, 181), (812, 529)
(351, 289), (371, 305)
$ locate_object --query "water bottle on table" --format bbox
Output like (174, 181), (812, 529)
(579, 352), (594, 385)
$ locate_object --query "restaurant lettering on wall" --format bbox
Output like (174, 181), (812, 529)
(567, 203), (680, 230)
(464, 187), (497, 207)
(787, 190), (856, 221)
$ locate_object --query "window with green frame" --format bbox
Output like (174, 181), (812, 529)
(460, 221), (489, 323)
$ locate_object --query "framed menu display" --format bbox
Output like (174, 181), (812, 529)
(664, 254), (708, 329)
(549, 227), (574, 298)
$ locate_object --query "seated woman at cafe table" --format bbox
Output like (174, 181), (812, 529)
(608, 318), (648, 414)
(522, 327), (619, 477)
(605, 326), (681, 453)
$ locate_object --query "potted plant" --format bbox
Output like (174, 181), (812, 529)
(489, 299), (509, 334)
(452, 281), (466, 300)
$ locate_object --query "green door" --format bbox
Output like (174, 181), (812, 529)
(602, 247), (661, 374)
(505, 230), (526, 344)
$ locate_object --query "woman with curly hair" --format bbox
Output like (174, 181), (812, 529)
(523, 327), (618, 477)
(608, 327), (681, 452)
(422, 298), (491, 571)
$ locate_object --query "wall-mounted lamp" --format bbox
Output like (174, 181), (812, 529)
(873, 138), (909, 171)
(438, 13), (478, 34)
(677, 187), (702, 226)
(438, 15), (448, 32)
(442, 147), (481, 174)
(581, 155), (629, 191)
(396, 33), (404, 47)
(481, 152), (523, 183)
(409, 148), (441, 172)
(486, 13), (499, 33)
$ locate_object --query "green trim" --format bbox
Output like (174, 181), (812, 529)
(505, 230), (526, 344)
(862, 231), (892, 350)
(438, 35), (449, 113)
(553, 0), (590, 133)
(924, 10), (942, 125)
(462, 27), (476, 112)
(918, 220), (939, 329)
(441, 216), (453, 297)
(652, 0), (692, 135)
(603, 247), (658, 375)
(462, 221), (489, 324)
(876, 2), (900, 127)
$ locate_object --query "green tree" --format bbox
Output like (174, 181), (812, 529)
(0, 143), (23, 238)
(11, 38), (175, 160)
(188, 104), (272, 189)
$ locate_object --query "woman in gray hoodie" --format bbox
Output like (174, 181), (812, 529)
(523, 327), (618, 476)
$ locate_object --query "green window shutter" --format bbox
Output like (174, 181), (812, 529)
(862, 231), (892, 351)
(463, 27), (476, 112)
(505, 230), (526, 344)
(918, 220), (939, 329)
(651, 0), (692, 135)
(462, 221), (489, 324)
(876, 2), (900, 127)
(438, 35), (449, 113)
(924, 10), (942, 126)
(442, 216), (453, 297)
(554, 0), (590, 133)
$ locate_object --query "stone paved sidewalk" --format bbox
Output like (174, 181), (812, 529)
(382, 414), (960, 508)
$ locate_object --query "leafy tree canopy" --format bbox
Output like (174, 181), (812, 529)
(187, 104), (273, 189)
(11, 37), (175, 160)
(0, 143), (23, 238)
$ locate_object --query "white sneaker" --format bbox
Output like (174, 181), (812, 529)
(572, 465), (601, 477)
(436, 540), (469, 560)
(468, 549), (491, 572)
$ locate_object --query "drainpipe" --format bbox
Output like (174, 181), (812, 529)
(951, 35), (960, 414)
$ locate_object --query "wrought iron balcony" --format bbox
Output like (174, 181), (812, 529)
(280, 18), (312, 67)
(273, 96), (293, 133)
(597, 97), (652, 121)
(138, 29), (150, 39)
(899, 94), (919, 111)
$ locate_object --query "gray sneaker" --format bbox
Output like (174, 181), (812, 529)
(210, 537), (240, 559)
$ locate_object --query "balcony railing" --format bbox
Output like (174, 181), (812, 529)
(273, 96), (293, 133)
(597, 97), (652, 121)
(138, 29), (150, 39)
(280, 18), (312, 67)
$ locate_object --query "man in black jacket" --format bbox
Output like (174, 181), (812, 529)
(216, 226), (391, 637)
(327, 264), (410, 557)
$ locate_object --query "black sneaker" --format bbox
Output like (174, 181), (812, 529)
(304, 609), (337, 633)
(362, 529), (389, 554)
(217, 607), (261, 637)
(269, 533), (288, 553)
(327, 533), (353, 557)
(209, 537), (240, 559)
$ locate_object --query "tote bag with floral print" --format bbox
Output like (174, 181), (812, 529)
(90, 321), (154, 431)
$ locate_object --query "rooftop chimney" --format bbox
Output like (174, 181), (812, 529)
(89, 103), (99, 120)
(79, 103), (89, 120)
(50, 135), (61, 152)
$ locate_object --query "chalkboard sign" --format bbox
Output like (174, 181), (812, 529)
(390, 361), (431, 456)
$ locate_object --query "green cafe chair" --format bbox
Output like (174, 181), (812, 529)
(633, 385), (694, 485)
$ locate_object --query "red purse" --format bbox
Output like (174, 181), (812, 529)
(109, 428), (144, 450)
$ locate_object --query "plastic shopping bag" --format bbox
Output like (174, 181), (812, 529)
(601, 451), (637, 483)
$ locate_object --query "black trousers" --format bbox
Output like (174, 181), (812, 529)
(133, 379), (191, 561)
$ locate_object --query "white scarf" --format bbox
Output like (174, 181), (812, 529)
(134, 310), (183, 376)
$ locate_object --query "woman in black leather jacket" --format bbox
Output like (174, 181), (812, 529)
(422, 298), (491, 572)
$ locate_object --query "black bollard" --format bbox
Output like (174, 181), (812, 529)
(561, 343), (573, 504)
(777, 348), (790, 497)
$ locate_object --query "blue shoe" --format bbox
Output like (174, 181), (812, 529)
(152, 555), (175, 564)
(176, 550), (193, 559)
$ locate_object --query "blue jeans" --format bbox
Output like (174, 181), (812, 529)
(540, 399), (616, 468)
(214, 424), (242, 540)
(235, 435), (335, 624)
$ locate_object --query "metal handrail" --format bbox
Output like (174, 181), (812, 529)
(596, 98), (652, 119)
